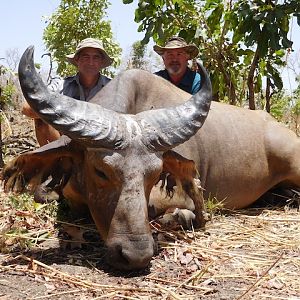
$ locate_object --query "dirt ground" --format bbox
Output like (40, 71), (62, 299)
(0, 204), (299, 300)
(0, 111), (300, 300)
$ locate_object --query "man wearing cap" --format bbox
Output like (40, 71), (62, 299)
(22, 37), (113, 146)
(153, 36), (201, 95)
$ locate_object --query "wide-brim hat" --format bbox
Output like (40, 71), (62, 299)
(66, 38), (113, 68)
(153, 36), (199, 59)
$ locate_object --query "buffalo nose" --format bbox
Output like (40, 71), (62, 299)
(106, 236), (154, 270)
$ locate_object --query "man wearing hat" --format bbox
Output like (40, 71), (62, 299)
(153, 36), (201, 95)
(22, 38), (113, 146)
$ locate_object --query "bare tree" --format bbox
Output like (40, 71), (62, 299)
(5, 48), (20, 72)
(120, 41), (162, 73)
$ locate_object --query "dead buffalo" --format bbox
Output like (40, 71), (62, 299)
(3, 46), (300, 270)
(1, 46), (212, 270)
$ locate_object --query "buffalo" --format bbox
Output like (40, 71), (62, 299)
(1, 46), (211, 270)
(2, 46), (300, 270)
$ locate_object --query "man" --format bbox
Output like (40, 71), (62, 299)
(22, 38), (113, 146)
(153, 36), (201, 95)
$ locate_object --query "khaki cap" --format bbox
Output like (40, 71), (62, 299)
(66, 38), (113, 68)
(153, 36), (199, 59)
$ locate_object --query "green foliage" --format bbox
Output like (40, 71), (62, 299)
(205, 194), (225, 220)
(234, 1), (298, 91)
(0, 193), (58, 252)
(291, 83), (300, 116)
(0, 82), (15, 109)
(258, 86), (300, 136)
(269, 91), (291, 121)
(291, 98), (300, 116)
(8, 193), (58, 219)
(133, 0), (199, 45)
(130, 41), (148, 69)
(124, 0), (300, 109)
(8, 193), (34, 210)
(284, 85), (300, 135)
(43, 0), (122, 77)
(0, 66), (16, 109)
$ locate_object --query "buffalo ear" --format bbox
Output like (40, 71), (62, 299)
(1, 152), (78, 193)
(1, 137), (83, 193)
(162, 150), (198, 181)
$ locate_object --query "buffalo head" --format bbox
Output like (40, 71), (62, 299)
(17, 46), (212, 270)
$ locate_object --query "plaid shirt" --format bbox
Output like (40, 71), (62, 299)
(48, 73), (111, 101)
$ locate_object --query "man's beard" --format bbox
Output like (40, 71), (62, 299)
(167, 63), (182, 75)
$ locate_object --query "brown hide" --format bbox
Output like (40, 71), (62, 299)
(171, 102), (300, 209)
(87, 69), (300, 208)
(3, 47), (212, 271)
(4, 47), (300, 271)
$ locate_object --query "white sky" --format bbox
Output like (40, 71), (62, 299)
(0, 0), (299, 91)
(0, 0), (144, 67)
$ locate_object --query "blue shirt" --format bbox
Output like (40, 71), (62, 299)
(48, 73), (111, 101)
(154, 68), (201, 95)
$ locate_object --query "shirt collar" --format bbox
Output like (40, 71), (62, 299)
(72, 73), (105, 88)
(164, 68), (191, 85)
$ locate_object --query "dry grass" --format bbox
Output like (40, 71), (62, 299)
(0, 190), (299, 299)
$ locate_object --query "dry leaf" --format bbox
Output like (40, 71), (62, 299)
(265, 278), (285, 290)
(202, 278), (218, 286)
(179, 252), (194, 265)
(44, 283), (56, 292)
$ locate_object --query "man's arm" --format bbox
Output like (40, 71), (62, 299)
(22, 101), (40, 118)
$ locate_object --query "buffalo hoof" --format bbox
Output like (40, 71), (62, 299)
(156, 208), (196, 230)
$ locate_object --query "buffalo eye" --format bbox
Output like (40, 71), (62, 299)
(94, 167), (109, 181)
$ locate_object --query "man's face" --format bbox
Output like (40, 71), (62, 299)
(75, 48), (105, 76)
(162, 48), (189, 76)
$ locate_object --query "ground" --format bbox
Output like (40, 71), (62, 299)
(0, 111), (299, 300)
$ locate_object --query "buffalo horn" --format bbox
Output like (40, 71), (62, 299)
(19, 46), (211, 151)
(136, 62), (212, 151)
(18, 46), (127, 149)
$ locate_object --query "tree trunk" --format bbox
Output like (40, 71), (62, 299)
(265, 78), (271, 113)
(247, 49), (259, 110)
(216, 58), (237, 105)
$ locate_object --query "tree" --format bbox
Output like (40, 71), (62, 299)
(233, 1), (299, 109)
(125, 40), (156, 71)
(0, 65), (16, 167)
(119, 40), (160, 72)
(43, 0), (122, 78)
(123, 0), (300, 110)
(290, 77), (300, 133)
(128, 41), (148, 69)
(4, 48), (20, 73)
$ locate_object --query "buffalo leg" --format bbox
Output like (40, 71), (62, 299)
(183, 179), (207, 228)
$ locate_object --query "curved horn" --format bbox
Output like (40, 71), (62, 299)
(19, 46), (211, 152)
(18, 46), (127, 149)
(137, 62), (212, 151)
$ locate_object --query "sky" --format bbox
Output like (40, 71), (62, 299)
(0, 0), (299, 91)
(0, 0), (145, 68)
